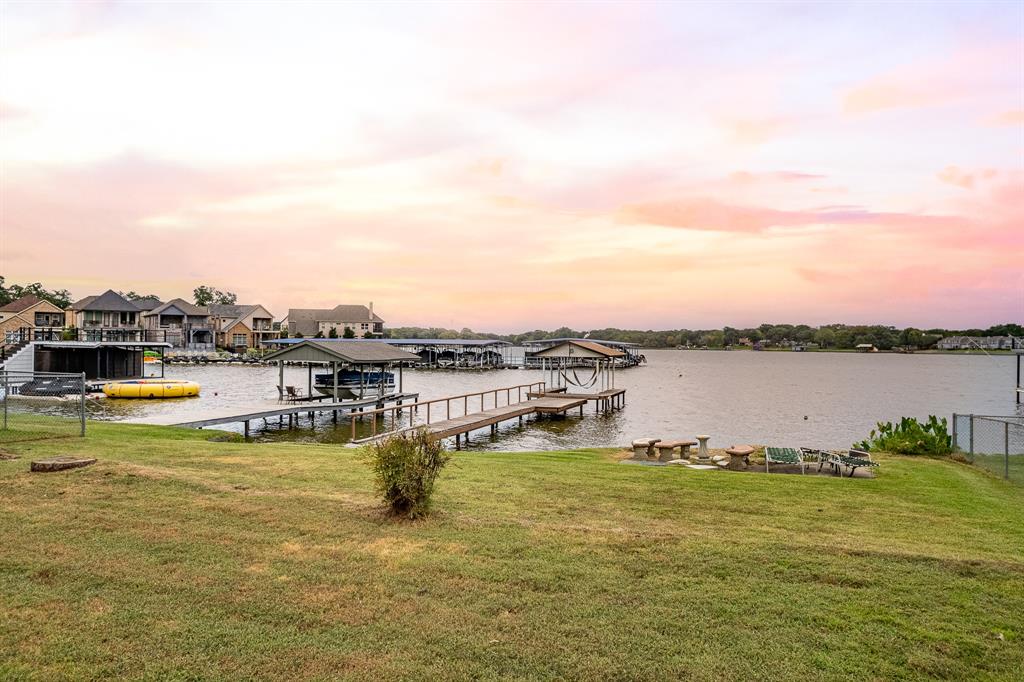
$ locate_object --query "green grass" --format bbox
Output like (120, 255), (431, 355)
(1, 422), (1022, 680)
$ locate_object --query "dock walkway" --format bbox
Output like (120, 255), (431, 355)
(527, 388), (626, 412)
(142, 392), (419, 437)
(422, 396), (588, 443)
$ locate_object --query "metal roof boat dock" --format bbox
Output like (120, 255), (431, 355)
(266, 337), (514, 368)
(522, 338), (644, 367)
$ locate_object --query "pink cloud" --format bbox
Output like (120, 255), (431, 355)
(843, 42), (1019, 114)
(985, 110), (1024, 126)
(619, 197), (966, 233)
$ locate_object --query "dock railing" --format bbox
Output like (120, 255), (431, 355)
(352, 381), (546, 440)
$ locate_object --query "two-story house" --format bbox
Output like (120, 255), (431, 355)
(283, 303), (384, 338)
(142, 299), (214, 350)
(0, 295), (67, 343)
(207, 304), (278, 351)
(66, 290), (147, 341)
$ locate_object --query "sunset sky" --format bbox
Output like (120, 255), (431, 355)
(1, 0), (1021, 332)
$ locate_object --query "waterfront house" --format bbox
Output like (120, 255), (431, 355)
(142, 299), (214, 350)
(936, 335), (1021, 351)
(66, 290), (147, 341)
(207, 304), (279, 351)
(0, 295), (67, 343)
(283, 303), (384, 338)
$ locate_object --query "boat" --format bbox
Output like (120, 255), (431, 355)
(313, 369), (395, 398)
(102, 379), (201, 399)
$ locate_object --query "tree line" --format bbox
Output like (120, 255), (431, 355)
(385, 323), (1023, 350)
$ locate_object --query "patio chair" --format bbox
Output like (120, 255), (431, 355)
(284, 386), (304, 403)
(829, 449), (879, 477)
(765, 446), (805, 474)
(800, 447), (833, 473)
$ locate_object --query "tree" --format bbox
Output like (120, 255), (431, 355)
(193, 285), (237, 306)
(0, 277), (72, 308)
(121, 291), (160, 301)
(328, 327), (338, 338)
(342, 327), (356, 339)
(814, 327), (836, 348)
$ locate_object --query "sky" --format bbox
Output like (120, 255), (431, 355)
(1, 0), (1021, 332)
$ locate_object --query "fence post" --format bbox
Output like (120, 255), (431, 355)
(969, 415), (974, 455)
(2, 371), (7, 430)
(951, 413), (957, 450)
(1005, 421), (1010, 480)
(80, 372), (87, 436)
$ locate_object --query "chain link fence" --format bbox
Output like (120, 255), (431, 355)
(952, 414), (1024, 483)
(1, 370), (86, 444)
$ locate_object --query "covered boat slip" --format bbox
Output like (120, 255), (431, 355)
(262, 339), (420, 402)
(33, 341), (171, 380)
(266, 337), (515, 368)
(521, 340), (628, 414)
(523, 337), (643, 368)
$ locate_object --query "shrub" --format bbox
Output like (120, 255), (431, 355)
(368, 429), (450, 519)
(856, 416), (952, 455)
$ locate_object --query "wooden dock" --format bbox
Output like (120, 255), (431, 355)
(354, 385), (626, 448)
(142, 392), (419, 437)
(526, 388), (626, 413)
(422, 396), (588, 445)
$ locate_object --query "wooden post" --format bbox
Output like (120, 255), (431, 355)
(332, 360), (338, 402)
(244, 420), (250, 439)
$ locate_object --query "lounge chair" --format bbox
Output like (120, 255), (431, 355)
(765, 447), (804, 474)
(829, 449), (878, 477)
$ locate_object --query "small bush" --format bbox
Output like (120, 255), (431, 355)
(856, 416), (952, 455)
(368, 428), (450, 519)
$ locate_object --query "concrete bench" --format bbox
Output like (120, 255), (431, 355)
(654, 440), (699, 462)
(725, 445), (755, 470)
(631, 438), (660, 460)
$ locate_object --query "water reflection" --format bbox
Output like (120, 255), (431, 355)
(87, 350), (1013, 450)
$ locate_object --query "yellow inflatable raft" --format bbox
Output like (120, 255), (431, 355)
(102, 379), (201, 399)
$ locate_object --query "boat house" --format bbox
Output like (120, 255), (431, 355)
(262, 339), (419, 402)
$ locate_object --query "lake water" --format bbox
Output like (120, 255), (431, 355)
(88, 349), (1017, 451)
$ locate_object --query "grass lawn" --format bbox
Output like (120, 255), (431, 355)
(1, 422), (1022, 680)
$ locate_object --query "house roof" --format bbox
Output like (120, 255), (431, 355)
(0, 294), (45, 313)
(207, 304), (252, 318)
(262, 339), (418, 365)
(531, 340), (625, 358)
(144, 298), (209, 317)
(208, 303), (274, 333)
(70, 290), (139, 312)
(131, 296), (163, 311)
(286, 305), (383, 336)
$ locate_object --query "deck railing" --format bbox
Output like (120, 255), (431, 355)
(9, 327), (170, 344)
(352, 381), (547, 439)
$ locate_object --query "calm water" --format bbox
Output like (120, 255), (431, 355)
(89, 350), (1017, 450)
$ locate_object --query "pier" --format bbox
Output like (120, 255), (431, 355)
(140, 392), (420, 438)
(351, 382), (606, 448)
